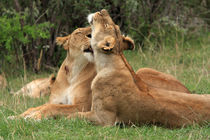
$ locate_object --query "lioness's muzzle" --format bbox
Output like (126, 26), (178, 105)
(87, 13), (94, 24)
(83, 46), (93, 53)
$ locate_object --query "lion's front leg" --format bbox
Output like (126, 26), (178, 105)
(18, 104), (84, 120)
(67, 111), (116, 126)
(8, 104), (47, 120)
(19, 104), (48, 119)
(67, 111), (101, 124)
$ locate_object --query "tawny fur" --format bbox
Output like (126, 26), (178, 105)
(137, 68), (190, 93)
(18, 27), (96, 119)
(13, 75), (55, 98)
(67, 9), (210, 128)
(18, 26), (190, 120)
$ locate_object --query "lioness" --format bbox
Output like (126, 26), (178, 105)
(18, 27), (96, 119)
(137, 68), (190, 93)
(12, 75), (55, 98)
(18, 26), (190, 120)
(67, 9), (210, 128)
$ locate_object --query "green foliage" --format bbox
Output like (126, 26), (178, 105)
(23, 22), (52, 40)
(0, 10), (52, 64)
(117, 0), (209, 50)
(0, 0), (209, 70)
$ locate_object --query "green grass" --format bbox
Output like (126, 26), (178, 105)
(0, 35), (210, 139)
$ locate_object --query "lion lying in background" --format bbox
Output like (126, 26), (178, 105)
(15, 25), (191, 120)
(67, 9), (210, 128)
(12, 75), (55, 98)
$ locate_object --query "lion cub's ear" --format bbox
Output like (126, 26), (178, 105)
(56, 35), (71, 50)
(122, 36), (135, 50)
(98, 36), (116, 52)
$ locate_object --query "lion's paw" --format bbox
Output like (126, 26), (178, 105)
(22, 111), (42, 120)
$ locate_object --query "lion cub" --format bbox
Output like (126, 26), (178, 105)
(68, 9), (210, 128)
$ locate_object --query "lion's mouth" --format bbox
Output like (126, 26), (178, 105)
(86, 34), (92, 38)
(83, 46), (93, 53)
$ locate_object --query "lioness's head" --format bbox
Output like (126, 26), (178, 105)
(87, 9), (134, 54)
(56, 27), (93, 61)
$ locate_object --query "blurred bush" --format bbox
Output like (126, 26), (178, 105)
(0, 0), (209, 72)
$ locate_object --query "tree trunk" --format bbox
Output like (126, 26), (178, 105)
(13, 0), (30, 67)
(46, 22), (61, 66)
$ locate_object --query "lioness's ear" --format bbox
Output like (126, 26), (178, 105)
(56, 35), (71, 50)
(49, 74), (56, 85)
(98, 36), (116, 52)
(122, 36), (135, 50)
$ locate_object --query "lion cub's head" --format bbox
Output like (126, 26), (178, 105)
(88, 9), (134, 54)
(56, 27), (93, 61)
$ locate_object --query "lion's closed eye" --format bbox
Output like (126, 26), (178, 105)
(86, 34), (92, 38)
(105, 42), (110, 46)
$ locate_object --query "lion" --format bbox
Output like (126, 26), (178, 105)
(137, 68), (190, 93)
(12, 74), (55, 98)
(17, 27), (96, 119)
(0, 73), (7, 89)
(17, 26), (190, 120)
(67, 9), (210, 128)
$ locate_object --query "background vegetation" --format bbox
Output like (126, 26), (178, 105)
(0, 0), (209, 72)
(0, 0), (209, 139)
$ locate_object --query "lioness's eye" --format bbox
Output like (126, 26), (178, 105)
(86, 34), (91, 38)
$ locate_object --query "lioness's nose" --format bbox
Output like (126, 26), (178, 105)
(101, 9), (108, 15)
